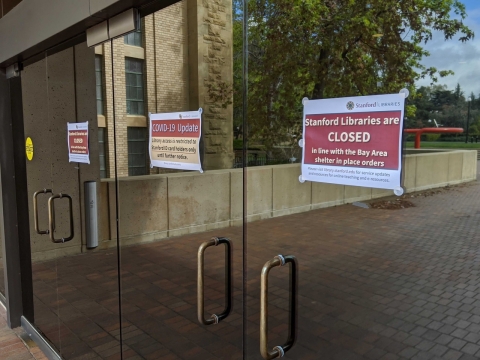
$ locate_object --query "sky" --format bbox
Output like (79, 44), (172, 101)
(415, 0), (480, 96)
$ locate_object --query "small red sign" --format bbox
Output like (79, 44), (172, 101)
(68, 130), (89, 155)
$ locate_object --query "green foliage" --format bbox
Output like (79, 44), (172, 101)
(233, 139), (243, 149)
(236, 0), (474, 148)
(410, 83), (480, 133)
(425, 134), (441, 141)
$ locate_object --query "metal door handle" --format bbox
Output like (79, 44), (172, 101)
(33, 189), (53, 235)
(260, 255), (297, 359)
(197, 237), (232, 325)
(48, 193), (74, 243)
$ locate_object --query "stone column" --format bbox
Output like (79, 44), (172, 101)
(187, 0), (234, 170)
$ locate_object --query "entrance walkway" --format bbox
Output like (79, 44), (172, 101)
(0, 304), (47, 360)
(243, 179), (480, 360)
(2, 164), (480, 359)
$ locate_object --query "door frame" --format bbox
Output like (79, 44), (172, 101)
(0, 68), (34, 328)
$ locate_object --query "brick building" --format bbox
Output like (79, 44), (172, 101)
(95, 0), (234, 178)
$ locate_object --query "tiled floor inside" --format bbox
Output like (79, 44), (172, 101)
(3, 168), (480, 359)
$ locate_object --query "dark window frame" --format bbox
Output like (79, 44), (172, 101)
(127, 127), (148, 176)
(98, 127), (108, 178)
(124, 28), (143, 47)
(125, 57), (145, 115)
(95, 55), (104, 115)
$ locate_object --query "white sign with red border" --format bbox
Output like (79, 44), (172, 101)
(149, 109), (203, 172)
(67, 122), (90, 164)
(300, 93), (406, 191)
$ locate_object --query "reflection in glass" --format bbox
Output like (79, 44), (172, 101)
(127, 127), (148, 176)
(125, 58), (145, 115)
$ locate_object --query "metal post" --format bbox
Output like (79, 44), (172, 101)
(466, 99), (471, 143)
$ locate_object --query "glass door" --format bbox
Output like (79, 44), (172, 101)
(0, 173), (4, 299)
(111, 1), (244, 358)
(22, 44), (122, 358)
(18, 0), (247, 358)
(244, 1), (480, 359)
(15, 1), (479, 360)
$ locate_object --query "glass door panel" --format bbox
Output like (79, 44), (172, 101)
(22, 52), (60, 350)
(0, 168), (3, 299)
(245, 1), (479, 359)
(22, 43), (121, 359)
(113, 1), (244, 358)
(0, 189), (4, 298)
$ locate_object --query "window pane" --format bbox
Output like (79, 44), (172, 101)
(125, 58), (145, 115)
(124, 28), (142, 47)
(124, 32), (131, 44)
(95, 55), (102, 70)
(136, 88), (143, 100)
(138, 103), (144, 115)
(98, 128), (107, 178)
(127, 127), (147, 176)
(95, 55), (104, 115)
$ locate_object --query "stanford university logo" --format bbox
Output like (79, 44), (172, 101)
(346, 101), (355, 111)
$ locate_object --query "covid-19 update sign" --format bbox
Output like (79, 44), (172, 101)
(149, 109), (203, 172)
(300, 93), (406, 190)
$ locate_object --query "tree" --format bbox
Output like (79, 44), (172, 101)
(411, 86), (434, 121)
(431, 87), (456, 109)
(453, 83), (465, 104)
(244, 0), (474, 148)
(470, 92), (476, 104)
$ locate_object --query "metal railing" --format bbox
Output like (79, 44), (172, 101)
(233, 153), (293, 168)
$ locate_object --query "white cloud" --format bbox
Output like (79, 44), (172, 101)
(416, 5), (480, 95)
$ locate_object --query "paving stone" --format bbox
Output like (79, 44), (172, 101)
(443, 349), (463, 360)
(416, 340), (435, 352)
(0, 306), (47, 359)
(461, 342), (480, 355)
(449, 338), (467, 351)
(463, 332), (480, 343)
(429, 344), (448, 357)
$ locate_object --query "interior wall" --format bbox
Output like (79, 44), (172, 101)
(22, 42), (101, 262)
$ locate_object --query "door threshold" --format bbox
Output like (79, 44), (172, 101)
(21, 316), (62, 360)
